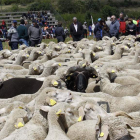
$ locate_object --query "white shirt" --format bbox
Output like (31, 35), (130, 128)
(74, 24), (78, 32)
(92, 24), (95, 31)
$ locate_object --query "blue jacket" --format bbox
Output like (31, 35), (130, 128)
(88, 26), (92, 32)
(94, 23), (103, 39)
(109, 20), (120, 37)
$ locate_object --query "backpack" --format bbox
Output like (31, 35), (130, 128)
(119, 21), (126, 33)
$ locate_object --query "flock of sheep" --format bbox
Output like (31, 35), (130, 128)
(0, 35), (140, 139)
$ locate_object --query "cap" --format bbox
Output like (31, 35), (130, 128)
(13, 20), (17, 23)
(98, 18), (101, 22)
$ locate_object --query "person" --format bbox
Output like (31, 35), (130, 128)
(137, 17), (140, 34)
(7, 20), (19, 50)
(55, 22), (65, 43)
(106, 17), (111, 28)
(64, 27), (69, 38)
(118, 12), (124, 22)
(103, 24), (110, 37)
(25, 20), (30, 30)
(88, 25), (92, 36)
(92, 23), (95, 38)
(94, 18), (104, 41)
(70, 17), (83, 41)
(109, 15), (120, 38)
(1, 20), (7, 39)
(118, 13), (126, 36)
(0, 29), (3, 50)
(126, 18), (137, 36)
(17, 19), (29, 47)
(28, 19), (42, 47)
(83, 22), (88, 38)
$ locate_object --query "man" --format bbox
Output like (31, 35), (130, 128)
(109, 15), (120, 38)
(94, 18), (104, 41)
(28, 20), (42, 47)
(83, 22), (88, 38)
(17, 19), (29, 47)
(55, 22), (65, 43)
(118, 13), (126, 35)
(70, 17), (83, 41)
(0, 29), (3, 50)
(118, 13), (124, 22)
(7, 20), (19, 50)
(25, 20), (30, 31)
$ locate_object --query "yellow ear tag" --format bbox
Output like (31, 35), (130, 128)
(52, 81), (58, 86)
(125, 46), (128, 49)
(67, 77), (71, 80)
(26, 54), (29, 57)
(38, 51), (41, 54)
(33, 67), (37, 71)
(56, 110), (62, 116)
(93, 75), (96, 78)
(95, 66), (98, 68)
(50, 99), (57, 106)
(77, 116), (82, 122)
(57, 46), (60, 49)
(47, 44), (49, 47)
(98, 47), (101, 49)
(82, 63), (86, 67)
(79, 48), (82, 51)
(70, 73), (73, 75)
(129, 38), (131, 40)
(19, 107), (23, 109)
(93, 53), (96, 56)
(58, 63), (61, 66)
(112, 70), (115, 73)
(100, 132), (104, 137)
(68, 50), (71, 53)
(15, 122), (24, 128)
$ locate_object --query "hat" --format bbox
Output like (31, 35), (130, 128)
(13, 20), (17, 23)
(98, 18), (101, 22)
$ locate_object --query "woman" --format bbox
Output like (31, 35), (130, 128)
(126, 18), (137, 36)
(55, 22), (65, 43)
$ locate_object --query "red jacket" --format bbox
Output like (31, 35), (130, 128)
(119, 21), (126, 33)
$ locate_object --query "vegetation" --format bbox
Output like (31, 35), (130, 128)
(1, 0), (140, 27)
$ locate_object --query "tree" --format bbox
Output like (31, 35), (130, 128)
(58, 0), (76, 14)
(85, 0), (101, 12)
(101, 5), (119, 18)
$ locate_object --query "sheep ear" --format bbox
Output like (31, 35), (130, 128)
(40, 106), (51, 112)
(126, 124), (133, 130)
(78, 106), (85, 120)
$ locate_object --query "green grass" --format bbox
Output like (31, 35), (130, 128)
(3, 36), (94, 50)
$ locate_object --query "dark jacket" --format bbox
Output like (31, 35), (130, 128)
(94, 22), (103, 40)
(70, 22), (83, 37)
(126, 23), (137, 35)
(17, 25), (28, 40)
(55, 26), (65, 42)
(109, 20), (120, 37)
(28, 25), (42, 41)
(55, 27), (65, 37)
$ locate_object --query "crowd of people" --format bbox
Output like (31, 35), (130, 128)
(0, 12), (140, 50)
(68, 13), (140, 42)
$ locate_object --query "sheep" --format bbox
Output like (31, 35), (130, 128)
(0, 78), (43, 98)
